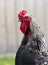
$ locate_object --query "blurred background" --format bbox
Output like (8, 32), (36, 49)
(0, 0), (48, 55)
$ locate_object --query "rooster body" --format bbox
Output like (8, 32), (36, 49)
(15, 10), (48, 65)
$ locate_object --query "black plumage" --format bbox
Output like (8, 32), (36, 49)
(15, 27), (42, 65)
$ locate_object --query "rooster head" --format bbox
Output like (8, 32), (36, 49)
(18, 10), (32, 34)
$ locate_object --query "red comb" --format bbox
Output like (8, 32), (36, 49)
(18, 10), (27, 21)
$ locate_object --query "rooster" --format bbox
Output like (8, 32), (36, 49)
(15, 10), (48, 65)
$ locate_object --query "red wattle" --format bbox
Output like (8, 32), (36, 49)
(20, 21), (28, 34)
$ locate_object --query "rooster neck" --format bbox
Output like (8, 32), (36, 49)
(25, 27), (32, 40)
(28, 31), (32, 41)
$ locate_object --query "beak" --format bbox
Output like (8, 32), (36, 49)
(18, 19), (23, 23)
(18, 20), (21, 22)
